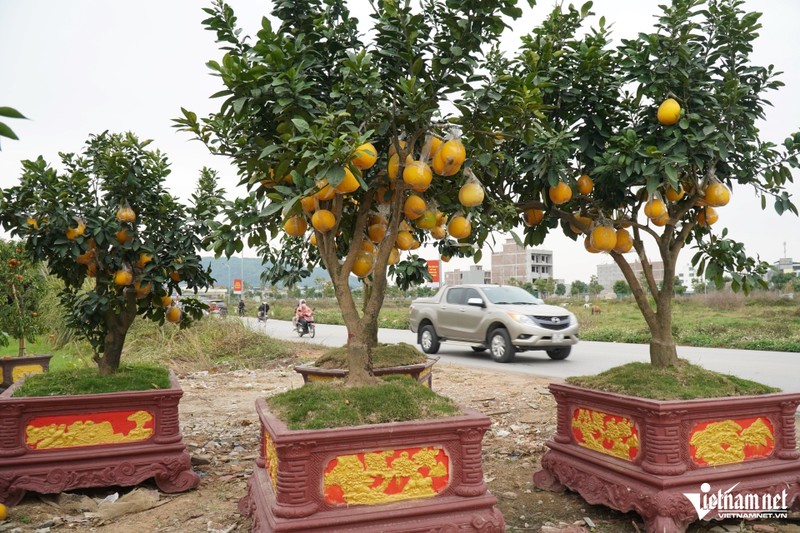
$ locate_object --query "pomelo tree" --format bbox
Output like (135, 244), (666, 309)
(0, 239), (46, 356)
(176, 0), (529, 385)
(461, 0), (799, 366)
(0, 132), (221, 375)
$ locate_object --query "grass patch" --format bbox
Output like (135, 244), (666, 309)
(313, 342), (427, 369)
(566, 360), (779, 400)
(267, 376), (461, 430)
(13, 364), (171, 397)
(121, 317), (303, 370)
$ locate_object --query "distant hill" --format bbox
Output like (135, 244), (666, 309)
(200, 256), (359, 289)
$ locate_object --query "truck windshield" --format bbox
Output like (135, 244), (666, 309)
(482, 286), (542, 305)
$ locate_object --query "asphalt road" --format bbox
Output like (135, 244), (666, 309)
(244, 317), (800, 393)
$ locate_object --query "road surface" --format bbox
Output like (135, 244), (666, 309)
(244, 317), (800, 392)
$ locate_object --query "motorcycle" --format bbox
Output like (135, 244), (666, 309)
(294, 316), (315, 338)
(257, 310), (267, 323)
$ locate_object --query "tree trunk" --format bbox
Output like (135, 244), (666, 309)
(17, 337), (25, 358)
(97, 290), (138, 376)
(649, 311), (679, 366)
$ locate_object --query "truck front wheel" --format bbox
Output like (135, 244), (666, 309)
(420, 325), (440, 354)
(488, 328), (515, 363)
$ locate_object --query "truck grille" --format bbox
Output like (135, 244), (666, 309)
(532, 315), (570, 330)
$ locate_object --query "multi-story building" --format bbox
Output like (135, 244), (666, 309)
(443, 265), (492, 286)
(596, 259), (700, 296)
(490, 239), (553, 285)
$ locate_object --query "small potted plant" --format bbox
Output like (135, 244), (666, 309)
(0, 131), (223, 506)
(0, 239), (50, 391)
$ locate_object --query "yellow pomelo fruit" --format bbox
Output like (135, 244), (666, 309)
(665, 185), (685, 202)
(644, 198), (667, 219)
(657, 98), (681, 126)
(458, 182), (485, 207)
(590, 226), (616, 252)
(311, 209), (336, 233)
(448, 215), (471, 239)
(283, 216), (308, 237)
(577, 174), (594, 195)
(352, 142), (377, 170)
(523, 209), (545, 226)
(613, 228), (633, 253)
(548, 182), (573, 205)
(704, 182), (730, 207)
(335, 167), (360, 194)
(395, 230), (415, 250)
(114, 270), (133, 286)
(403, 194), (427, 220)
(403, 160), (433, 192)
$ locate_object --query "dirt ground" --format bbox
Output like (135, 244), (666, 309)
(2, 354), (799, 533)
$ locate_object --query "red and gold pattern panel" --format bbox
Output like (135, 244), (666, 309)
(25, 410), (154, 450)
(11, 363), (44, 383)
(263, 432), (278, 492)
(324, 447), (449, 506)
(572, 407), (639, 461)
(690, 417), (774, 466)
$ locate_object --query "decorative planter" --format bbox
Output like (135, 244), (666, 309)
(0, 354), (52, 392)
(533, 383), (800, 533)
(239, 398), (504, 532)
(0, 370), (199, 505)
(294, 356), (439, 388)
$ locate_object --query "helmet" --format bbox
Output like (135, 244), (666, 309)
(299, 299), (306, 305)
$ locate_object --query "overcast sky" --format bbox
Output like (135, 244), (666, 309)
(1, 0), (798, 284)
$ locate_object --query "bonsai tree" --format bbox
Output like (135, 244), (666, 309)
(176, 0), (529, 385)
(0, 132), (222, 375)
(0, 239), (46, 356)
(460, 0), (799, 366)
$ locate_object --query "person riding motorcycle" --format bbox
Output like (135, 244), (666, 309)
(257, 301), (269, 322)
(295, 299), (313, 334)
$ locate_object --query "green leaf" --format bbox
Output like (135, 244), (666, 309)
(291, 118), (309, 133)
(0, 122), (19, 140)
(0, 107), (26, 119)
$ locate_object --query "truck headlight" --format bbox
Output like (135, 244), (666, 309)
(506, 312), (535, 325)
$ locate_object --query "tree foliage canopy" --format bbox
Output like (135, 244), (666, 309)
(0, 132), (222, 373)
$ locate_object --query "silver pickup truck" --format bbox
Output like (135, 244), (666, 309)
(409, 284), (579, 363)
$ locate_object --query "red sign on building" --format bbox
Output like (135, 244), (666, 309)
(427, 260), (441, 284)
(233, 278), (243, 294)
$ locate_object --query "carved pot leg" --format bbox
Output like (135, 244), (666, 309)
(646, 513), (690, 533)
(1, 488), (26, 507)
(532, 467), (564, 492)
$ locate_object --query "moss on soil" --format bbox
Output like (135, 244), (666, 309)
(12, 364), (171, 397)
(565, 360), (779, 400)
(267, 376), (460, 430)
(313, 342), (428, 369)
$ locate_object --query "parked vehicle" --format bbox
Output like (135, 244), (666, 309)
(409, 284), (579, 362)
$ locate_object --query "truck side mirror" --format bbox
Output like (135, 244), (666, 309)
(467, 297), (485, 308)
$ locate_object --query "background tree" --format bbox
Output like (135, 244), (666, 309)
(588, 275), (604, 296)
(613, 280), (631, 297)
(570, 280), (588, 296)
(0, 240), (46, 356)
(463, 0), (800, 366)
(0, 132), (221, 375)
(770, 271), (797, 291)
(555, 282), (566, 296)
(176, 0), (529, 385)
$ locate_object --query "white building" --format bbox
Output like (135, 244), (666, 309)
(490, 239), (553, 285)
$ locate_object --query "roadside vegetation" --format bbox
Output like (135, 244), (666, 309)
(250, 290), (800, 352)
